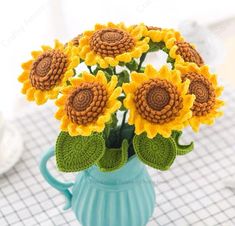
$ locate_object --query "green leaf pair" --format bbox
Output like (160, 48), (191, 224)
(133, 132), (194, 171)
(56, 132), (129, 173)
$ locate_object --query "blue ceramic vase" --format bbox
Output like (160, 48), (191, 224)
(40, 147), (156, 226)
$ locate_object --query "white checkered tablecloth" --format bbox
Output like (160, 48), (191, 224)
(0, 87), (235, 226)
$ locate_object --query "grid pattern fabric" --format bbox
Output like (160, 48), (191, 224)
(0, 87), (234, 226)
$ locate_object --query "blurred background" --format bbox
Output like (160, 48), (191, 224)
(0, 0), (235, 118)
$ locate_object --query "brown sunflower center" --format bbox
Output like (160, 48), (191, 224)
(175, 41), (204, 66)
(189, 81), (209, 103)
(72, 89), (94, 112)
(30, 50), (68, 91)
(146, 86), (170, 111)
(90, 28), (135, 58)
(101, 31), (123, 42)
(182, 72), (215, 116)
(66, 82), (108, 125)
(135, 79), (183, 124)
(35, 57), (52, 77)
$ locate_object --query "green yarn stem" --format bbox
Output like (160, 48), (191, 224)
(87, 66), (93, 74)
(56, 132), (105, 172)
(171, 131), (194, 155)
(133, 133), (177, 171)
(113, 67), (116, 74)
(118, 111), (128, 144)
(97, 139), (129, 172)
(137, 52), (147, 72)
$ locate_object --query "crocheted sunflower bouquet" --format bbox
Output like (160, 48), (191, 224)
(18, 22), (224, 172)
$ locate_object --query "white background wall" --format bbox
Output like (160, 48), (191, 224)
(0, 0), (235, 117)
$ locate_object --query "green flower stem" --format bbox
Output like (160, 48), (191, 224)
(87, 66), (93, 74)
(103, 123), (111, 141)
(118, 111), (128, 144)
(137, 53), (147, 72)
(113, 67), (116, 75)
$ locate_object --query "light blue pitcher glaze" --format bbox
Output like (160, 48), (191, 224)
(40, 147), (156, 226)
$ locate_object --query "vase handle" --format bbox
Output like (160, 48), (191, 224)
(39, 146), (74, 210)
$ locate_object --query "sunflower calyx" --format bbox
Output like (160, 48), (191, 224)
(97, 139), (129, 172)
(133, 133), (177, 170)
(171, 131), (194, 155)
(56, 132), (105, 172)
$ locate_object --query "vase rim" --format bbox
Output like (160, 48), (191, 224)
(81, 154), (145, 187)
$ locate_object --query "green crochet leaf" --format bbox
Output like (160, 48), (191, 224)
(97, 139), (129, 172)
(56, 132), (105, 172)
(133, 133), (177, 171)
(171, 131), (194, 155)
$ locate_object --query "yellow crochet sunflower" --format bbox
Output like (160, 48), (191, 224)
(169, 40), (204, 66)
(78, 22), (149, 68)
(55, 71), (122, 136)
(18, 40), (80, 105)
(123, 65), (195, 138)
(143, 26), (184, 45)
(175, 62), (224, 132)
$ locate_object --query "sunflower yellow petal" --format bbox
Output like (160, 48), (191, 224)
(82, 71), (95, 82)
(104, 57), (119, 67)
(94, 23), (106, 30)
(31, 50), (42, 59)
(41, 45), (51, 51)
(189, 118), (200, 132)
(107, 76), (118, 93)
(68, 123), (80, 136)
(60, 116), (70, 130)
(122, 83), (136, 94)
(68, 57), (79, 69)
(134, 115), (145, 135)
(116, 53), (132, 63)
(109, 87), (122, 100)
(21, 60), (33, 70)
(55, 95), (67, 106)
(70, 77), (83, 86)
(18, 71), (29, 83)
(96, 71), (107, 84)
(144, 64), (158, 78)
(55, 108), (65, 120)
(98, 58), (109, 68)
(34, 90), (47, 105)
(169, 46), (178, 58)
(215, 87), (224, 97)
(131, 72), (146, 84)
(26, 87), (35, 101)
(85, 52), (97, 65)
(21, 80), (31, 94)
(54, 39), (64, 50)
